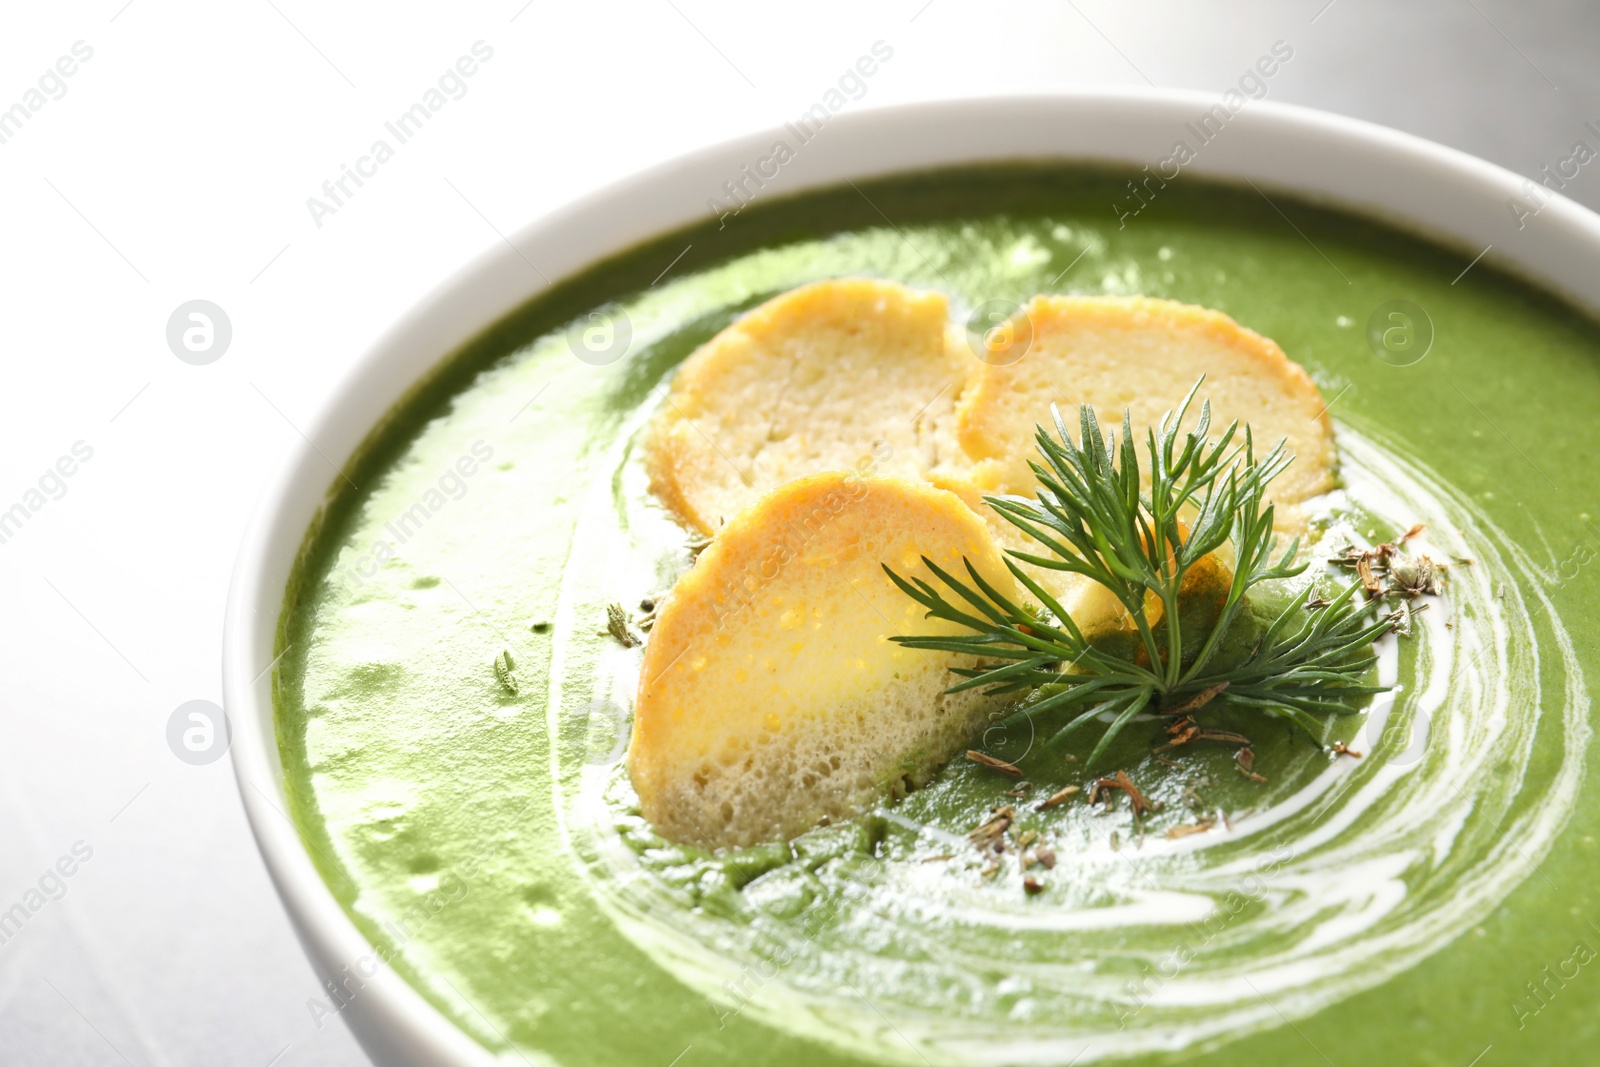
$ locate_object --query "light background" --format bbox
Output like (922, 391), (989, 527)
(0, 2), (1594, 1064)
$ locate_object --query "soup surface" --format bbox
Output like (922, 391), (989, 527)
(276, 166), (1599, 1065)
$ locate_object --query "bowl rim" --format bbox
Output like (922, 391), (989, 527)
(223, 86), (1600, 1067)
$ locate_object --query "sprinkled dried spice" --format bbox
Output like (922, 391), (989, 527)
(1337, 530), (1449, 602)
(636, 595), (665, 632)
(966, 750), (1024, 777)
(1161, 681), (1230, 717)
(969, 806), (1014, 853)
(493, 650), (519, 695)
(1157, 716), (1254, 754)
(604, 603), (642, 647)
(1089, 770), (1152, 816)
(1037, 785), (1081, 811)
(1235, 747), (1267, 783)
(1388, 550), (1446, 598)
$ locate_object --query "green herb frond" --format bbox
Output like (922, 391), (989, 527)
(885, 378), (1390, 768)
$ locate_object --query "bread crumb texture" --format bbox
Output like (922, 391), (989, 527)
(628, 473), (1018, 847)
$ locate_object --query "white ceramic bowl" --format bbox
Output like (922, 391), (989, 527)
(224, 89), (1600, 1067)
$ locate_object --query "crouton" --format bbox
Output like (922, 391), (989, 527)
(629, 472), (1017, 847)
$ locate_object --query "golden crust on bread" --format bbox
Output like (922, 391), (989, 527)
(628, 472), (1017, 847)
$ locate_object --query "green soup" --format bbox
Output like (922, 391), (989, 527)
(276, 166), (1599, 1066)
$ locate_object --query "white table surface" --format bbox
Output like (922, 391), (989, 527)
(1, 2), (1594, 1064)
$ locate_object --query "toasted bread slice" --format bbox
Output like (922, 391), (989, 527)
(956, 296), (1335, 531)
(628, 472), (1018, 848)
(645, 278), (970, 535)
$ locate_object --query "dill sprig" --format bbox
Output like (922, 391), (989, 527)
(885, 379), (1391, 768)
